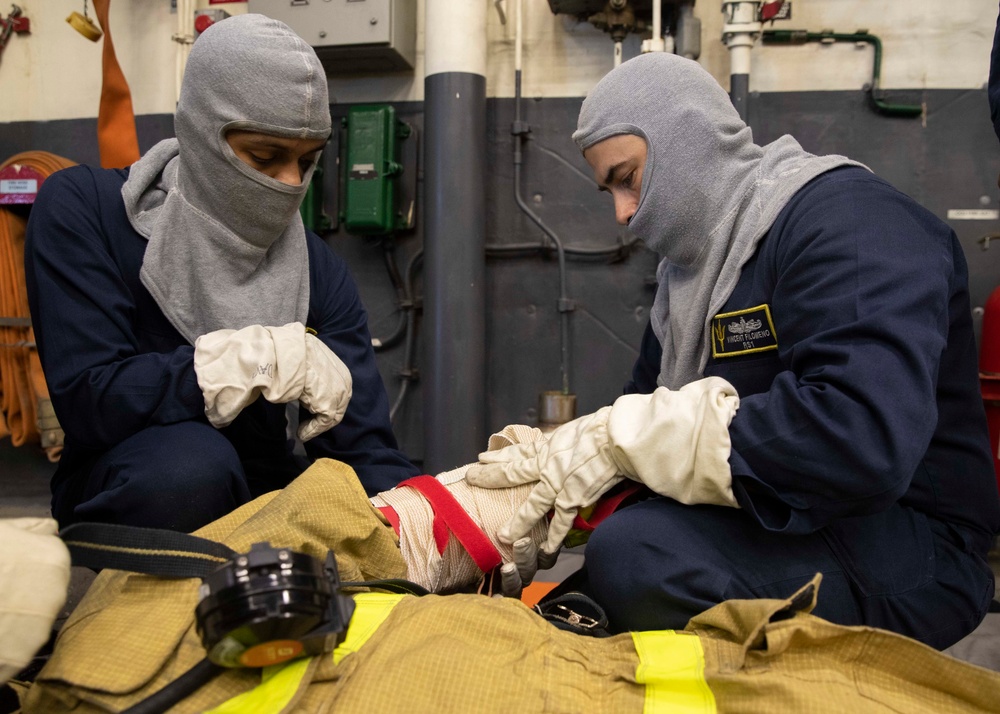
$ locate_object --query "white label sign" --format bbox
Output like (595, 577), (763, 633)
(0, 179), (38, 194)
(946, 209), (1000, 220)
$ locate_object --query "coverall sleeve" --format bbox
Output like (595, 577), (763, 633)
(24, 168), (206, 450)
(301, 236), (418, 495)
(728, 177), (953, 534)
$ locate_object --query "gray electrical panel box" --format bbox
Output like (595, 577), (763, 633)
(247, 0), (416, 73)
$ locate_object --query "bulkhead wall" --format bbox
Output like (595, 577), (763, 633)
(1, 89), (997, 466)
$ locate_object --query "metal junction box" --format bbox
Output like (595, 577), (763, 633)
(247, 0), (416, 73)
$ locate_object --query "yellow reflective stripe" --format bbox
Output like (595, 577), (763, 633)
(333, 592), (404, 665)
(206, 592), (404, 713)
(205, 657), (313, 714)
(631, 630), (716, 714)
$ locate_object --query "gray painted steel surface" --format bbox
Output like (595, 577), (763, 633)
(423, 72), (488, 473)
(3, 90), (998, 467)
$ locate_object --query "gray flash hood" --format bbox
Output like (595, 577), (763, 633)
(573, 53), (865, 389)
(122, 13), (331, 344)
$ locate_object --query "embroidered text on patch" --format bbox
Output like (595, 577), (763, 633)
(711, 304), (778, 358)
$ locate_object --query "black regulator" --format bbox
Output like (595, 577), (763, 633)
(59, 523), (361, 713)
(195, 541), (355, 668)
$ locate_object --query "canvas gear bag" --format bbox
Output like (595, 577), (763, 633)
(15, 459), (1000, 713)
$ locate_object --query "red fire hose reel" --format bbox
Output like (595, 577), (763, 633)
(979, 285), (1000, 492)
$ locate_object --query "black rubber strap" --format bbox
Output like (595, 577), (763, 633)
(60, 522), (238, 579)
(341, 578), (430, 597)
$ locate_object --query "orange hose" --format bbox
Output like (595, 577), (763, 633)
(92, 0), (140, 169)
(0, 151), (77, 461)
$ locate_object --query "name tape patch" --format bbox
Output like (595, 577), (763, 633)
(711, 304), (778, 358)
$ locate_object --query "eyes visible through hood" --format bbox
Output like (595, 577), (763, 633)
(583, 133), (648, 226)
(225, 130), (327, 186)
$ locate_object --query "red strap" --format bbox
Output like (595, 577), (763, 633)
(571, 484), (644, 532)
(377, 506), (400, 535)
(398, 475), (503, 573)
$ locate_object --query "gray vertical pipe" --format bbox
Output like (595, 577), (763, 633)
(423, 75), (487, 472)
(730, 74), (749, 121)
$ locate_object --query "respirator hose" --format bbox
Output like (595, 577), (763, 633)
(119, 657), (224, 714)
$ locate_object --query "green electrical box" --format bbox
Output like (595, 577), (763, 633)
(342, 104), (410, 235)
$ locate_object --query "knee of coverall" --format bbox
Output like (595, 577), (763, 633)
(72, 421), (250, 532)
(584, 498), (733, 632)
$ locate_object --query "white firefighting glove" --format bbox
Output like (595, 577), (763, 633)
(194, 322), (352, 441)
(0, 518), (71, 685)
(498, 536), (561, 599)
(466, 376), (741, 554)
(298, 334), (354, 442)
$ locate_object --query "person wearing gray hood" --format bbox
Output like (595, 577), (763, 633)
(468, 53), (1000, 649)
(24, 14), (418, 533)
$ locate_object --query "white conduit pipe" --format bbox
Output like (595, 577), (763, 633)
(651, 0), (664, 51)
(425, 0), (487, 77)
(515, 0), (522, 74)
(721, 2), (762, 75)
(643, 0), (666, 53)
(174, 0), (184, 102)
(728, 40), (752, 75)
(721, 1), (761, 121)
(174, 0), (195, 103)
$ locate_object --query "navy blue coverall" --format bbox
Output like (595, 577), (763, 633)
(581, 167), (1000, 649)
(24, 165), (418, 532)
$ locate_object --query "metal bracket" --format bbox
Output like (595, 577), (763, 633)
(979, 234), (1000, 251)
